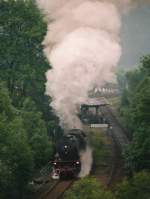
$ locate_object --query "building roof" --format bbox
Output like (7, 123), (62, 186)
(82, 97), (109, 107)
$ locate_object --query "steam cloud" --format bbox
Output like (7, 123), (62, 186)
(36, 0), (149, 178)
(79, 146), (93, 178)
(36, 0), (149, 129)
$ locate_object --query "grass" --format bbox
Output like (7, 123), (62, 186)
(85, 127), (112, 170)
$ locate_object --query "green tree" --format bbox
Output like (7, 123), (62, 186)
(140, 55), (150, 75)
(30, 134), (54, 168)
(0, 86), (33, 199)
(21, 98), (54, 167)
(0, 1), (57, 198)
(115, 172), (150, 199)
(64, 177), (114, 199)
(125, 127), (150, 173)
(124, 77), (150, 173)
(0, 82), (16, 120)
(0, 0), (52, 121)
(130, 77), (150, 128)
(118, 55), (150, 173)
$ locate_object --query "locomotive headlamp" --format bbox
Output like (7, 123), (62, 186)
(76, 161), (79, 164)
(64, 145), (68, 149)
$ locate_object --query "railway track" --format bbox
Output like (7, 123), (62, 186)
(35, 97), (129, 197)
(39, 180), (74, 199)
(100, 100), (129, 185)
(106, 130), (124, 186)
(102, 105), (129, 149)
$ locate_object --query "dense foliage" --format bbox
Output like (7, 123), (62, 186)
(0, 84), (33, 198)
(64, 177), (114, 199)
(0, 0), (50, 119)
(64, 173), (150, 199)
(0, 0), (61, 198)
(115, 172), (150, 199)
(117, 56), (150, 174)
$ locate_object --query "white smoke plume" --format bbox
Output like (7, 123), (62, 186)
(36, 0), (149, 129)
(79, 146), (93, 178)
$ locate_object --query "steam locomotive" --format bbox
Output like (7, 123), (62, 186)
(51, 129), (87, 179)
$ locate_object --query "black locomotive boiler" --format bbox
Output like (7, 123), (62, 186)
(51, 129), (87, 179)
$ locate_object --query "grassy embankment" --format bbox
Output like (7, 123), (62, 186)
(85, 127), (113, 185)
